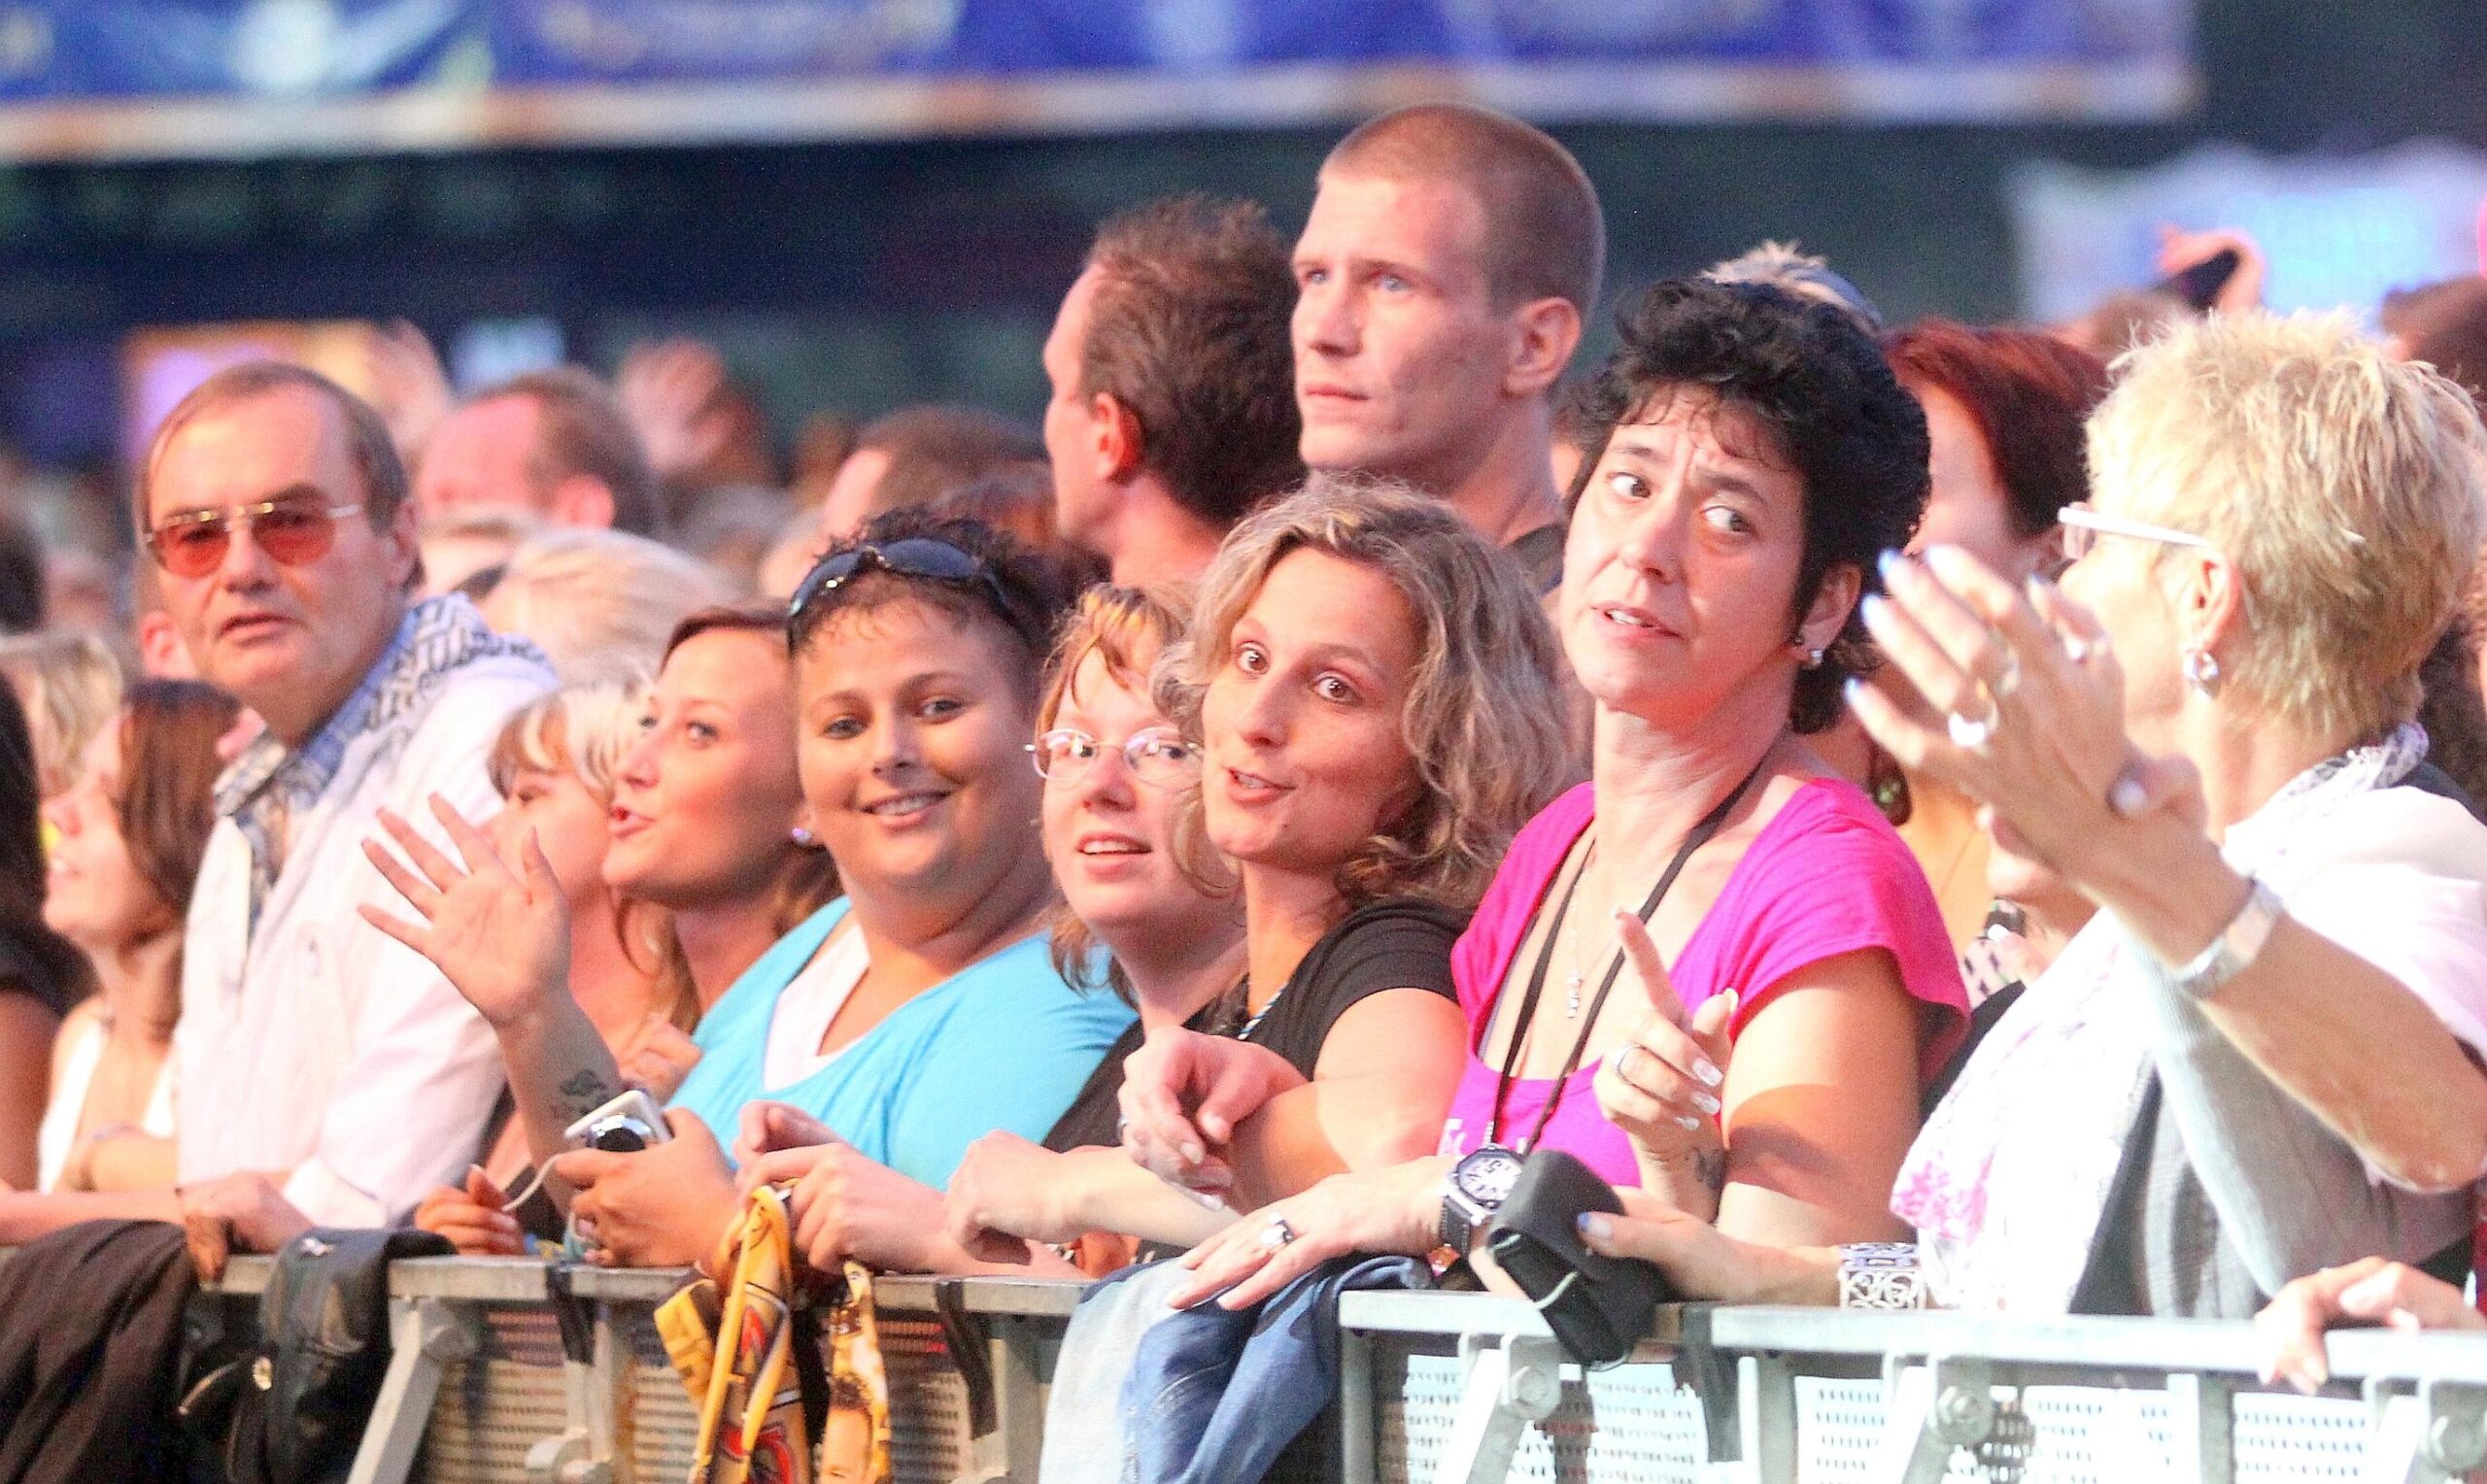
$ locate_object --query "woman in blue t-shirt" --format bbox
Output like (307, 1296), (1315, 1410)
(363, 512), (1131, 1269)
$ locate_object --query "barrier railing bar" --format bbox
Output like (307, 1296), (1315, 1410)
(346, 1296), (478, 1484)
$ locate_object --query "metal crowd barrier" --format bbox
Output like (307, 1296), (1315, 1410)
(193, 1256), (2487, 1484)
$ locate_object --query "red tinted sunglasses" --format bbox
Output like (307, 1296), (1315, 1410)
(145, 498), (364, 580)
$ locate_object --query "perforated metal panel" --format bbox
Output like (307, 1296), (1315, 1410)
(1368, 1343), (1709, 1484)
(2231, 1393), (2369, 1482)
(1791, 1374), (2379, 1484)
(880, 1314), (975, 1483)
(627, 1305), (701, 1482)
(416, 1305), (569, 1483)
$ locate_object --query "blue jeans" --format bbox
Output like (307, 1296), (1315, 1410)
(1123, 1254), (1429, 1484)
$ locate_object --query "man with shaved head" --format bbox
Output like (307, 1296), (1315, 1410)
(1291, 103), (1605, 590)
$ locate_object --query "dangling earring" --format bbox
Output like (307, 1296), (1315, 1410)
(2181, 647), (2222, 699)
(1804, 646), (1826, 670)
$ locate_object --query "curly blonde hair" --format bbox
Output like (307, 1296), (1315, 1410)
(1158, 473), (1579, 914)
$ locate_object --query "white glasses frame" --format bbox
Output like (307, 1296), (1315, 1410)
(2055, 504), (2213, 563)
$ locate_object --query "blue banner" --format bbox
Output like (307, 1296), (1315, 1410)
(0, 0), (2195, 157)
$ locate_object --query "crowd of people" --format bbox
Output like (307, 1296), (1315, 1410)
(7, 98), (2487, 1467)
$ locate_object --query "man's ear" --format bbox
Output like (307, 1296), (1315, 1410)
(385, 498), (423, 593)
(1505, 296), (1583, 399)
(549, 475), (617, 530)
(1093, 393), (1146, 483)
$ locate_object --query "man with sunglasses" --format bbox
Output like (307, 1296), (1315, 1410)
(140, 361), (554, 1242)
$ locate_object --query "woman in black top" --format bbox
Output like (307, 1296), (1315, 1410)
(1115, 477), (1578, 1215)
(937, 587), (1251, 1273)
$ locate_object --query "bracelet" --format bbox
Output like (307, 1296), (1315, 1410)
(2164, 875), (2284, 1000)
(1836, 1242), (1925, 1310)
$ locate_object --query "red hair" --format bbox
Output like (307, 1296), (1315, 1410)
(1885, 320), (2110, 541)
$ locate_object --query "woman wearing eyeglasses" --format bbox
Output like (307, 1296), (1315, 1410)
(365, 513), (1133, 1269)
(1586, 312), (2487, 1318)
(750, 586), (1244, 1277)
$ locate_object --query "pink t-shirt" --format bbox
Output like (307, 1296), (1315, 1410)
(1439, 778), (1968, 1189)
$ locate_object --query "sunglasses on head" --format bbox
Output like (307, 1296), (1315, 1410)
(144, 497), (367, 580)
(787, 537), (1016, 627)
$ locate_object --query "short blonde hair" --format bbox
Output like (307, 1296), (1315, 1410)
(2090, 311), (2487, 741)
(0, 631), (123, 797)
(1039, 585), (1237, 999)
(486, 678), (699, 1030)
(483, 527), (737, 685)
(1160, 473), (1578, 913)
(487, 677), (647, 802)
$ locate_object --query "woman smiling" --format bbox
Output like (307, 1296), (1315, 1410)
(364, 514), (1133, 1268)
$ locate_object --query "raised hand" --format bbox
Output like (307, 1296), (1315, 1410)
(1591, 909), (1735, 1213)
(359, 793), (572, 1030)
(616, 338), (733, 481)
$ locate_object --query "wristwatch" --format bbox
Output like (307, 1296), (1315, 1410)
(1437, 1146), (1525, 1257)
(2166, 874), (2284, 1000)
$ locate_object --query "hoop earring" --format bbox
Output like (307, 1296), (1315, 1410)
(2181, 647), (2222, 699)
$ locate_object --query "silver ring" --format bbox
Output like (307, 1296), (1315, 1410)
(1947, 708), (1996, 752)
(1257, 1217), (1297, 1251)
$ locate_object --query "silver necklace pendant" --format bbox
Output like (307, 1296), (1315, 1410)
(1565, 970), (1584, 1017)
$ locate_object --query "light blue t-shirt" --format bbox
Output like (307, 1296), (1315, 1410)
(667, 899), (1134, 1191)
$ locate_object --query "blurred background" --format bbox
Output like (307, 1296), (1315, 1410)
(0, 0), (2480, 579)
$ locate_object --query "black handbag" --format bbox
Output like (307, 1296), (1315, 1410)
(178, 1227), (454, 1484)
(1485, 1148), (1673, 1366)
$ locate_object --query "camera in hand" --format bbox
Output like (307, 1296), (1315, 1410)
(562, 1089), (672, 1154)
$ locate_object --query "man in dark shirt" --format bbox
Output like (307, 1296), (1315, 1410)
(1290, 103), (1605, 593)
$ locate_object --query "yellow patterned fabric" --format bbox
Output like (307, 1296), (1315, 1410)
(656, 1185), (892, 1484)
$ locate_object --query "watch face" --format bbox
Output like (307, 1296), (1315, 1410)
(1454, 1147), (1525, 1205)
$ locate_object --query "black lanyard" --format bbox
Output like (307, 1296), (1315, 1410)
(1482, 755), (1773, 1152)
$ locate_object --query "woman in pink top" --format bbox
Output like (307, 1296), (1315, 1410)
(1163, 277), (1968, 1308)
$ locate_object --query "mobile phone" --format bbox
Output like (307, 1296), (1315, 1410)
(562, 1089), (672, 1153)
(2154, 247), (2240, 311)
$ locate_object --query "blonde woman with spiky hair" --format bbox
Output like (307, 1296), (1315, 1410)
(1595, 310), (2487, 1320)
(410, 679), (698, 1255)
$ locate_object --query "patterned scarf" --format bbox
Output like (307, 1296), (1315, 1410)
(658, 1186), (893, 1484)
(212, 594), (543, 925)
(1891, 725), (2428, 1314)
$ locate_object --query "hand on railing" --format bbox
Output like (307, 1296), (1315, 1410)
(549, 1108), (738, 1269)
(731, 1100), (950, 1271)
(1117, 1027), (1309, 1193)
(178, 1172), (314, 1284)
(1575, 1188), (1840, 1307)
(415, 1165), (526, 1258)
(1163, 1157), (1449, 1311)
(1592, 910), (1735, 1217)
(359, 795), (573, 1032)
(2256, 1258), (2486, 1394)
(944, 1130), (1077, 1265)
